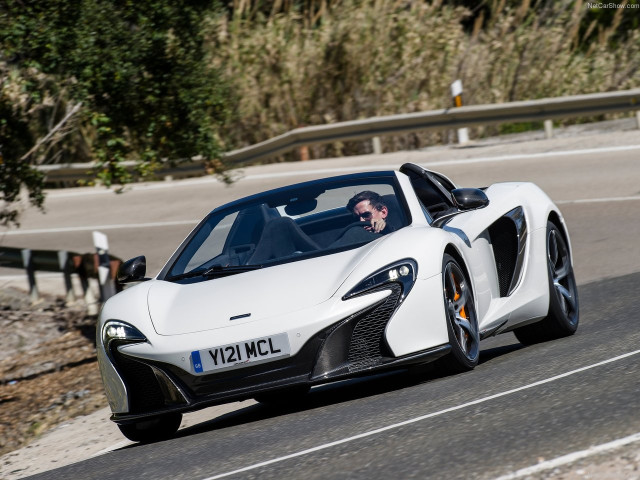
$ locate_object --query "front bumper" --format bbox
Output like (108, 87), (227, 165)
(107, 284), (450, 424)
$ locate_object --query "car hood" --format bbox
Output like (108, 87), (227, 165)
(148, 246), (377, 336)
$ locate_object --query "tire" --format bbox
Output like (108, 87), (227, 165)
(513, 221), (579, 345)
(254, 385), (311, 406)
(117, 412), (182, 443)
(436, 254), (480, 373)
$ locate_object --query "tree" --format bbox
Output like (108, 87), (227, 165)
(0, 0), (232, 226)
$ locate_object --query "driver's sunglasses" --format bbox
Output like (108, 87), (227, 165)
(356, 211), (373, 220)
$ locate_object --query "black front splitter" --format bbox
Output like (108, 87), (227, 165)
(110, 344), (451, 425)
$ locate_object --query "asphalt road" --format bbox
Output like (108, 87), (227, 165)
(4, 128), (640, 479)
(2, 129), (640, 286)
(27, 273), (640, 479)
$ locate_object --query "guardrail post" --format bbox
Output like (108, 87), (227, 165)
(76, 253), (100, 315)
(57, 250), (76, 303)
(299, 145), (310, 161)
(450, 80), (469, 145)
(544, 119), (553, 139)
(372, 136), (382, 154)
(93, 231), (116, 302)
(636, 111), (640, 129)
(20, 248), (39, 302)
(72, 254), (96, 313)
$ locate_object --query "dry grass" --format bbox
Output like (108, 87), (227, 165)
(206, 0), (640, 159)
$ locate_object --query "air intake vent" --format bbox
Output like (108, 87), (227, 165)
(348, 284), (402, 371)
(112, 349), (165, 412)
(489, 218), (518, 297)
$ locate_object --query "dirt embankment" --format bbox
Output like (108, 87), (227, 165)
(0, 288), (108, 457)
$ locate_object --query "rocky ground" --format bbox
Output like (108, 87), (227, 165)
(0, 288), (108, 457)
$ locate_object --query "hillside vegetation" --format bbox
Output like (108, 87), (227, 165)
(211, 0), (639, 156)
(1, 0), (639, 222)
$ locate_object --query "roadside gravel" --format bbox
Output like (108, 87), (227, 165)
(0, 288), (107, 464)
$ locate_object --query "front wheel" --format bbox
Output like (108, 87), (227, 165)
(437, 254), (480, 373)
(513, 221), (579, 345)
(117, 412), (182, 443)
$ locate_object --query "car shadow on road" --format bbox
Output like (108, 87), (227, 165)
(478, 342), (524, 365)
(164, 341), (525, 442)
(175, 370), (423, 437)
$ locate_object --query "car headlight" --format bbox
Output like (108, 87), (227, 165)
(343, 259), (417, 301)
(102, 320), (147, 350)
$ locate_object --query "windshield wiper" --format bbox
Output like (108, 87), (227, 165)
(167, 264), (263, 281)
(202, 264), (264, 277)
(166, 269), (208, 281)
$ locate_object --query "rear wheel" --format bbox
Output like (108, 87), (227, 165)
(117, 412), (182, 443)
(513, 221), (579, 345)
(437, 254), (480, 373)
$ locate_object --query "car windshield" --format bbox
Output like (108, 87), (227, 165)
(165, 175), (409, 280)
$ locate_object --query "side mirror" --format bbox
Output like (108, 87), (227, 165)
(432, 188), (490, 228)
(117, 256), (150, 284)
(451, 188), (490, 210)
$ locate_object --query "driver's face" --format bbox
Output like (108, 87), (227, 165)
(353, 200), (387, 222)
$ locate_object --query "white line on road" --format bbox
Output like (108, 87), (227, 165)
(3, 193), (640, 237)
(423, 144), (640, 167)
(44, 144), (640, 196)
(202, 349), (640, 480)
(493, 431), (640, 480)
(556, 195), (640, 205)
(237, 144), (640, 181)
(0, 220), (198, 236)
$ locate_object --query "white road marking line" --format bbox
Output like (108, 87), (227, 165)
(423, 144), (640, 167)
(3, 192), (639, 237)
(238, 145), (640, 181)
(493, 431), (640, 480)
(202, 349), (640, 480)
(556, 195), (640, 204)
(44, 144), (640, 195)
(47, 177), (224, 198)
(0, 220), (198, 236)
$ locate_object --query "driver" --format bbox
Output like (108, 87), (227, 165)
(346, 191), (391, 234)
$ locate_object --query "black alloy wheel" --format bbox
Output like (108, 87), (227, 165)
(514, 221), (579, 345)
(438, 254), (480, 372)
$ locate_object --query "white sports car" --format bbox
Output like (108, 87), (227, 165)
(97, 163), (579, 441)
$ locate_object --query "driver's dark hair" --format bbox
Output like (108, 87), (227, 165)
(347, 190), (387, 213)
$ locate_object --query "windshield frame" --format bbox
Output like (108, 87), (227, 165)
(157, 171), (411, 281)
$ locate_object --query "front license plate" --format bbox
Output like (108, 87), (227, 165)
(191, 333), (290, 374)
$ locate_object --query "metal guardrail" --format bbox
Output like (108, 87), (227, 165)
(223, 88), (640, 164)
(37, 89), (640, 182)
(38, 159), (207, 186)
(0, 246), (122, 304)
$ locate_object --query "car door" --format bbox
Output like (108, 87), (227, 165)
(399, 164), (506, 329)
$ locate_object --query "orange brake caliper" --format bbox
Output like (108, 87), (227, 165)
(453, 283), (468, 320)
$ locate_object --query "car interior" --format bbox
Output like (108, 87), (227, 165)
(169, 169), (461, 276)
